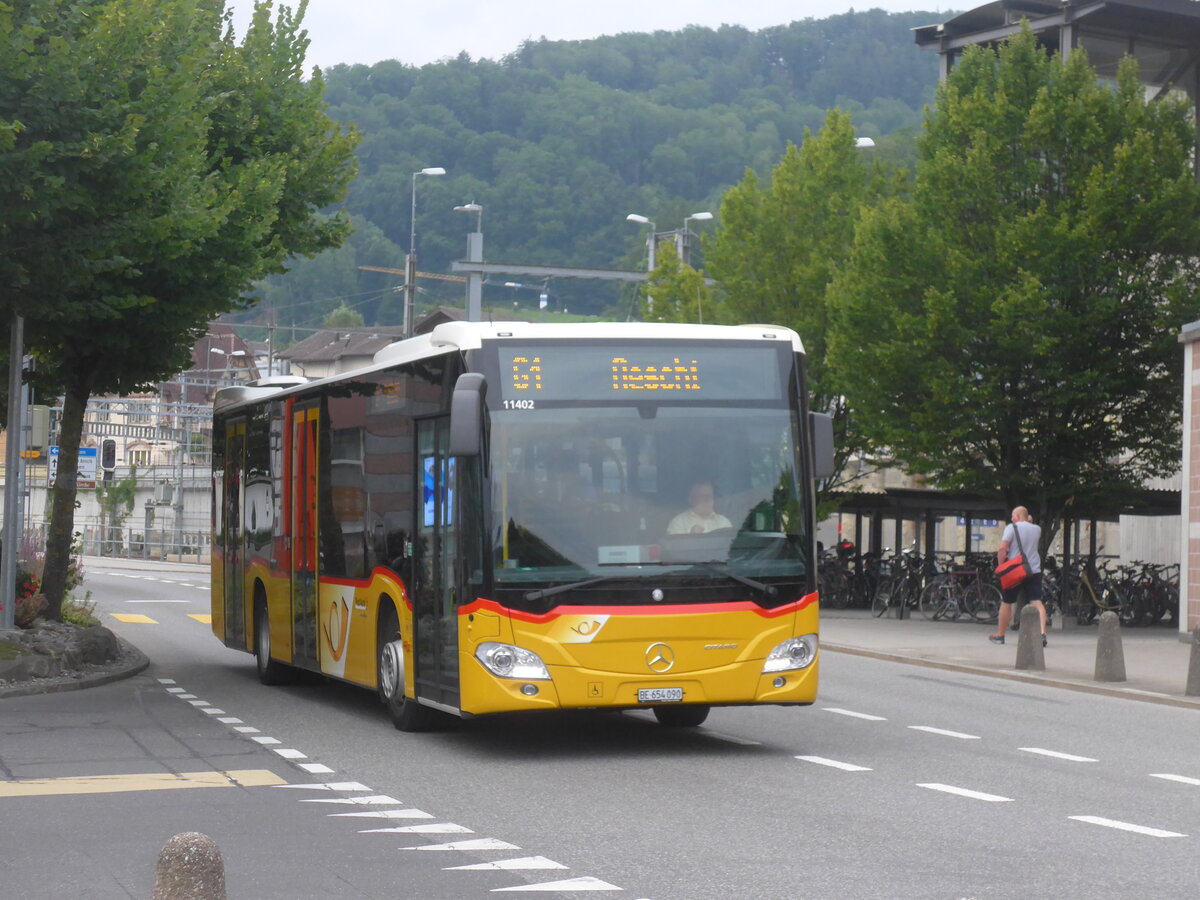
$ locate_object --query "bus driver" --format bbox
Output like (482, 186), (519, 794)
(667, 480), (732, 535)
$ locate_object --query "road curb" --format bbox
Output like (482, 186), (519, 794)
(0, 638), (150, 700)
(823, 642), (1200, 711)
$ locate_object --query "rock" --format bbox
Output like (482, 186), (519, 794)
(72, 625), (121, 664)
(0, 619), (146, 695)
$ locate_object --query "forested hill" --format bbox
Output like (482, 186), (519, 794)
(246, 9), (947, 330)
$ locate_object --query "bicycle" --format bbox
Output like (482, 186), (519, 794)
(919, 565), (1002, 622)
(872, 548), (925, 619)
(1067, 557), (1126, 625)
(818, 550), (853, 609)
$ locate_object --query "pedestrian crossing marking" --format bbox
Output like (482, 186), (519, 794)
(110, 613), (158, 624)
(0, 769), (285, 797)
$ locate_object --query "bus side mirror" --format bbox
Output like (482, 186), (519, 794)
(810, 412), (835, 480)
(449, 373), (486, 457)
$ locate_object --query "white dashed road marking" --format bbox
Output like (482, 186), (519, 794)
(1019, 747), (1097, 762)
(159, 677), (634, 893)
(908, 725), (980, 740)
(916, 783), (1013, 802)
(1069, 816), (1186, 838)
(822, 707), (887, 721)
(1150, 773), (1200, 786)
(795, 755), (872, 772)
(702, 730), (762, 746)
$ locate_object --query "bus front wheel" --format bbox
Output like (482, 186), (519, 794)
(377, 606), (439, 732)
(653, 705), (710, 727)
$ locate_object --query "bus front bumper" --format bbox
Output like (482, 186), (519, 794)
(460, 653), (819, 715)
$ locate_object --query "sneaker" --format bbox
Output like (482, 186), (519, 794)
(1042, 634), (1048, 648)
(988, 634), (1005, 644)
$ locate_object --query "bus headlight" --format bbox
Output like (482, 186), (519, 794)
(475, 642), (551, 680)
(762, 635), (817, 673)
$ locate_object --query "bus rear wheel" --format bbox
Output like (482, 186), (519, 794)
(254, 597), (292, 686)
(652, 705), (710, 727)
(377, 605), (440, 732)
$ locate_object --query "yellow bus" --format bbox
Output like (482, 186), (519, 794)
(211, 321), (833, 730)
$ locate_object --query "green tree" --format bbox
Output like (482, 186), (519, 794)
(706, 108), (890, 490)
(322, 303), (366, 328)
(1, 0), (358, 617)
(827, 27), (1200, 534)
(96, 469), (138, 557)
(641, 239), (717, 324)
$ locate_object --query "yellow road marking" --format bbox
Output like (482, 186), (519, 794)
(110, 613), (158, 624)
(0, 769), (286, 798)
(188, 613), (212, 624)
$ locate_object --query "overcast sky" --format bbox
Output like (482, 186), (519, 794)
(227, 2), (948, 70)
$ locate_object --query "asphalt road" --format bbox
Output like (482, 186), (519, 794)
(7, 563), (1200, 899)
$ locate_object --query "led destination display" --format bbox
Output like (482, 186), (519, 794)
(492, 344), (788, 403)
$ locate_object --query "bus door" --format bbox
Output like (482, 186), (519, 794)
(413, 416), (460, 710)
(222, 418), (247, 650)
(290, 402), (320, 669)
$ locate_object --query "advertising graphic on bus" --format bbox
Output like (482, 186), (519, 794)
(211, 321), (833, 731)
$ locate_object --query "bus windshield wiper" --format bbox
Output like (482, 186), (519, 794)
(524, 576), (621, 603)
(691, 563), (778, 599)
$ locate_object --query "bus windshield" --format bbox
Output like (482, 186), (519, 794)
(488, 403), (808, 606)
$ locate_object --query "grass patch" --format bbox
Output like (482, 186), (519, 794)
(61, 590), (99, 627)
(0, 640), (30, 660)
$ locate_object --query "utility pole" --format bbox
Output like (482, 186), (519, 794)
(1, 312), (23, 629)
(174, 370), (186, 561)
(454, 203), (483, 321)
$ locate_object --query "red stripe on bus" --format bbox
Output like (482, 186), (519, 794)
(458, 592), (816, 623)
(230, 562), (412, 609)
(318, 567), (408, 593)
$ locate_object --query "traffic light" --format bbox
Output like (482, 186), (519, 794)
(101, 438), (117, 471)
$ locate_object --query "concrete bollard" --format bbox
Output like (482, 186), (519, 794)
(1186, 625), (1200, 697)
(1014, 604), (1045, 671)
(153, 832), (226, 900)
(1093, 610), (1126, 683)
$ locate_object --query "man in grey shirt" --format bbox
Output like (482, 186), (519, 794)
(989, 506), (1046, 646)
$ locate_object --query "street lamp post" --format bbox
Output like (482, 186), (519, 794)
(453, 203), (483, 322)
(406, 166), (446, 337)
(677, 211), (713, 267)
(626, 213), (657, 310)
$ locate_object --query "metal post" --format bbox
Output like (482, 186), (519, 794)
(1, 312), (23, 629)
(407, 167), (445, 338)
(466, 231), (483, 321)
(174, 371), (185, 560)
(454, 203), (484, 322)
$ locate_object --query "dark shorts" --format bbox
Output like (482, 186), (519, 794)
(1001, 570), (1043, 605)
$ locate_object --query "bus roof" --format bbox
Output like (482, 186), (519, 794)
(378, 320), (805, 366)
(214, 320), (804, 413)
